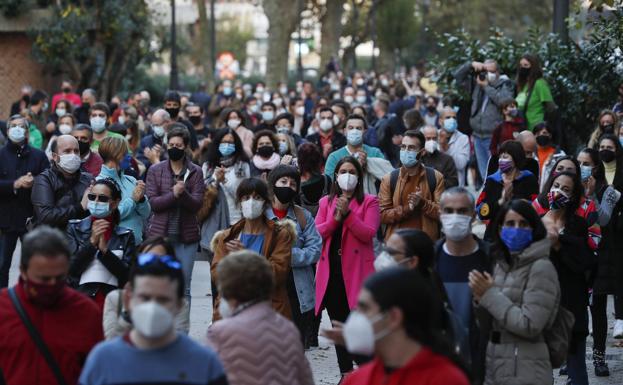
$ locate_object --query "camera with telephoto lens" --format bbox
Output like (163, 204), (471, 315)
(477, 71), (487, 81)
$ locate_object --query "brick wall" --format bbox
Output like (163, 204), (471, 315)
(0, 32), (55, 120)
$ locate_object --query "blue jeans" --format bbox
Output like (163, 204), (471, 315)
(567, 336), (588, 385)
(473, 137), (492, 181)
(0, 232), (24, 288)
(173, 241), (198, 299)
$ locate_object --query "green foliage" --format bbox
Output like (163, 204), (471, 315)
(0, 0), (29, 18)
(376, 0), (417, 51)
(216, 14), (254, 67)
(432, 10), (623, 150)
(29, 0), (156, 100)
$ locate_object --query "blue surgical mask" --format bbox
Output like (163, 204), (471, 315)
(223, 87), (232, 96)
(400, 150), (418, 168)
(278, 141), (288, 155)
(619, 137), (623, 148)
(443, 118), (458, 133)
(87, 201), (111, 218)
(580, 165), (593, 182)
(346, 129), (363, 146)
(219, 143), (236, 157)
(120, 154), (132, 170)
(500, 226), (533, 253)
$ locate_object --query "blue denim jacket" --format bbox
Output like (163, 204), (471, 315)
(265, 206), (321, 313)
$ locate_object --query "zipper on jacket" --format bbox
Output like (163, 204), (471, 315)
(513, 345), (518, 377)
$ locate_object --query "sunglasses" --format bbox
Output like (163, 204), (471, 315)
(137, 253), (182, 270)
(87, 194), (111, 203)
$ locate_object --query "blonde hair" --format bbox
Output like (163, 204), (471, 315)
(588, 109), (620, 148)
(99, 136), (129, 163)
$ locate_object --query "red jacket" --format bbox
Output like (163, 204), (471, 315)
(490, 117), (525, 156)
(82, 151), (103, 177)
(0, 284), (103, 385)
(342, 347), (469, 385)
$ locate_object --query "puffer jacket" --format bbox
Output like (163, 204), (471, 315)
(31, 164), (93, 229)
(477, 238), (560, 385)
(66, 216), (136, 296)
(206, 301), (314, 385)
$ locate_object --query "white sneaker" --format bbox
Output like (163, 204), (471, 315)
(613, 319), (623, 339)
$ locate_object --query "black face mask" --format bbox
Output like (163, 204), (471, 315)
(78, 141), (90, 156)
(273, 186), (297, 204)
(257, 145), (274, 158)
(167, 147), (185, 161)
(426, 105), (436, 113)
(22, 95), (30, 104)
(62, 87), (71, 94)
(189, 115), (202, 126)
(599, 149), (616, 163)
(518, 67), (530, 79)
(109, 103), (119, 112)
(601, 124), (615, 134)
(536, 135), (550, 147)
(165, 107), (180, 119)
(82, 102), (90, 109)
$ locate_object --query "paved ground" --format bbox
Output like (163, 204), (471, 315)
(7, 239), (623, 384)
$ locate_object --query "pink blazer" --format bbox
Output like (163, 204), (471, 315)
(315, 194), (380, 314)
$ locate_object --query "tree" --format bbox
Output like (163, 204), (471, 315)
(340, 0), (385, 72)
(196, 0), (215, 90)
(375, 0), (417, 72)
(319, 0), (346, 69)
(29, 0), (155, 101)
(263, 0), (300, 88)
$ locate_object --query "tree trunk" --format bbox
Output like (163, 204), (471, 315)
(320, 0), (345, 70)
(197, 0), (215, 90)
(263, 0), (299, 89)
(377, 44), (393, 74)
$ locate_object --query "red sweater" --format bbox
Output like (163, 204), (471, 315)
(82, 151), (103, 177)
(490, 117), (525, 156)
(0, 284), (104, 385)
(343, 347), (469, 385)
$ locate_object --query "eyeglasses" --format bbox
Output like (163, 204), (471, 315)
(87, 194), (110, 203)
(137, 253), (182, 270)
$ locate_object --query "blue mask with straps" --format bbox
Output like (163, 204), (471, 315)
(120, 154), (132, 171)
(580, 165), (593, 182)
(500, 227), (533, 253)
(87, 201), (111, 219)
(219, 143), (236, 157)
(443, 118), (458, 133)
(399, 150), (418, 168)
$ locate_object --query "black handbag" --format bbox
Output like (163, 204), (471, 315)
(8, 288), (68, 385)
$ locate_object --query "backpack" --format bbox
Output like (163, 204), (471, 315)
(389, 166), (437, 197)
(522, 262), (575, 368)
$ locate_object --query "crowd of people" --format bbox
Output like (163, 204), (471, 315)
(0, 52), (622, 385)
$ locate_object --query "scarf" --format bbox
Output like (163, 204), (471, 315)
(252, 153), (281, 171)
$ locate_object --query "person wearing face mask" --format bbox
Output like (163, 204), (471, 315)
(51, 80), (81, 110)
(476, 140), (539, 240)
(534, 122), (566, 190)
(185, 102), (212, 162)
(88, 102), (124, 153)
(468, 200), (561, 385)
(31, 135), (94, 230)
(162, 90), (200, 152)
(274, 112), (305, 147)
(0, 227), (104, 385)
(289, 97), (310, 137)
(0, 115), (49, 288)
(439, 106), (470, 186)
(71, 123), (104, 177)
(454, 59), (514, 182)
(515, 54), (556, 131)
(514, 130), (541, 179)
(45, 113), (76, 160)
(73, 88), (97, 124)
(420, 125), (458, 188)
(96, 137), (151, 245)
(211, 178), (295, 320)
(306, 107), (346, 160)
(276, 132), (298, 167)
(589, 110), (620, 149)
(219, 107), (254, 158)
(146, 125), (205, 304)
(253, 101), (278, 133)
(265, 165), (322, 348)
(340, 268), (470, 385)
(137, 109), (171, 171)
(80, 253), (227, 385)
(489, 99), (526, 160)
(102, 237), (190, 339)
(66, 179), (135, 309)
(315, 156), (380, 376)
(421, 96), (440, 128)
(379, 130), (444, 241)
(207, 250), (313, 385)
(46, 99), (73, 137)
(10, 84), (32, 116)
(250, 130), (282, 177)
(531, 172), (595, 384)
(27, 89), (49, 139)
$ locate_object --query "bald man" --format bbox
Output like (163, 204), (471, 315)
(516, 130), (540, 178)
(31, 135), (93, 229)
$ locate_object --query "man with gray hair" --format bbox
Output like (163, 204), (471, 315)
(454, 59), (514, 183)
(435, 186), (492, 383)
(439, 107), (470, 187)
(137, 109), (171, 170)
(74, 88), (98, 124)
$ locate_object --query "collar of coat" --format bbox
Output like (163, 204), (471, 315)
(487, 169), (533, 184)
(498, 238), (552, 271)
(209, 217), (297, 253)
(69, 216), (131, 236)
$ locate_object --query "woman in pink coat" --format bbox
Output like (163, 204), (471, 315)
(315, 155), (380, 377)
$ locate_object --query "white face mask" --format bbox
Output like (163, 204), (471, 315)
(90, 116), (106, 133)
(227, 119), (241, 129)
(356, 95), (367, 104)
(374, 251), (397, 271)
(319, 118), (333, 132)
(55, 108), (66, 117)
(118, 116), (126, 125)
(337, 173), (358, 192)
(344, 95), (354, 104)
(262, 110), (274, 122)
(131, 301), (174, 339)
(58, 124), (72, 135)
(343, 311), (388, 356)
(241, 198), (265, 220)
(332, 114), (340, 126)
(486, 72), (497, 83)
(424, 140), (438, 153)
(219, 298), (233, 318)
(295, 106), (305, 116)
(57, 153), (82, 174)
(272, 98), (283, 107)
(440, 213), (473, 241)
(152, 125), (165, 137)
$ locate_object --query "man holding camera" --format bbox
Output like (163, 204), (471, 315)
(454, 59), (513, 182)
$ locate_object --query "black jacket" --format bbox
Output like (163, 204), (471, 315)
(67, 216), (135, 291)
(31, 165), (93, 229)
(0, 143), (49, 232)
(421, 151), (459, 188)
(306, 131), (347, 159)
